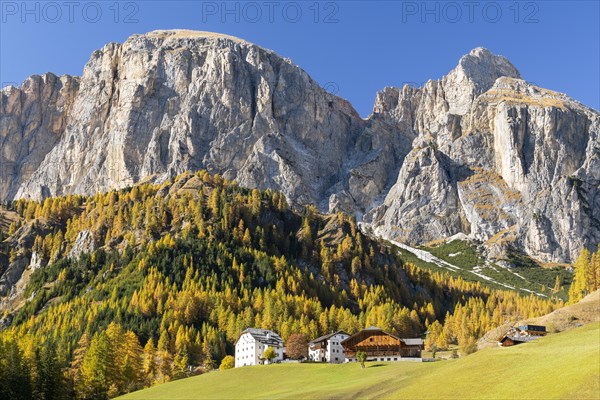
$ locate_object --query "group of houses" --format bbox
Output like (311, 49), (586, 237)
(234, 326), (424, 368)
(498, 324), (547, 347)
(234, 323), (548, 367)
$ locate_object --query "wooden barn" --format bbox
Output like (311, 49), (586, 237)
(341, 326), (424, 362)
(498, 324), (547, 347)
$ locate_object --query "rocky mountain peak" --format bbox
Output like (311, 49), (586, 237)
(442, 47), (521, 115)
(3, 29), (395, 213)
(1, 34), (598, 264)
(372, 48), (522, 118)
(460, 47), (519, 75)
(456, 47), (521, 87)
(366, 47), (598, 264)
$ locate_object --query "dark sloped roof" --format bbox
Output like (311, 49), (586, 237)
(355, 326), (402, 339)
(518, 324), (546, 332)
(365, 326), (381, 330)
(238, 328), (284, 346)
(309, 330), (350, 345)
(500, 335), (539, 343)
(402, 338), (424, 346)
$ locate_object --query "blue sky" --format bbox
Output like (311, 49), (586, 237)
(1, 1), (598, 116)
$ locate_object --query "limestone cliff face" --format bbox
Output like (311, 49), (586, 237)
(368, 50), (599, 263)
(1, 33), (598, 263)
(1, 30), (409, 214)
(1, 74), (79, 199)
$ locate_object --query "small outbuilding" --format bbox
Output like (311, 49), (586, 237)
(517, 324), (547, 336)
(498, 324), (546, 347)
(498, 335), (539, 347)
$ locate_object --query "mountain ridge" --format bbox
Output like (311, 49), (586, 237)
(1, 29), (598, 263)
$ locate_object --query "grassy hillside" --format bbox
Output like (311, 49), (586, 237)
(479, 290), (600, 350)
(523, 290), (600, 332)
(120, 322), (600, 400)
(413, 240), (572, 300)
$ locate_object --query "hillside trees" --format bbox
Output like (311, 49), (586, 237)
(569, 246), (600, 303)
(0, 171), (563, 398)
(79, 332), (111, 399)
(33, 340), (67, 400)
(0, 337), (32, 400)
(142, 338), (157, 385)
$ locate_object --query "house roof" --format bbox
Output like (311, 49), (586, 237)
(360, 326), (420, 343)
(309, 330), (350, 345)
(237, 328), (284, 347)
(355, 326), (401, 339)
(365, 326), (382, 331)
(499, 335), (539, 343)
(518, 324), (546, 332)
(402, 338), (424, 346)
(340, 327), (422, 348)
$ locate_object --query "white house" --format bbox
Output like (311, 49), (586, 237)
(235, 328), (285, 367)
(308, 331), (350, 364)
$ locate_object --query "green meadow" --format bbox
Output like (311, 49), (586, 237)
(120, 322), (600, 399)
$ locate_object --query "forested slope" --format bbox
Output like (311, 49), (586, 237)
(0, 171), (559, 399)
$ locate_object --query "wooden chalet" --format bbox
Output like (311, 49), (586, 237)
(341, 326), (424, 361)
